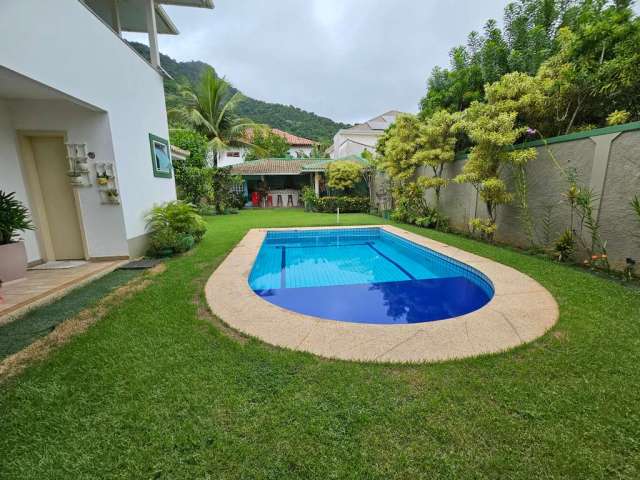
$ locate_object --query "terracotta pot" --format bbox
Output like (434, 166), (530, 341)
(0, 241), (28, 283)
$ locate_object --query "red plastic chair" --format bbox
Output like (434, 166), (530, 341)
(267, 195), (273, 207)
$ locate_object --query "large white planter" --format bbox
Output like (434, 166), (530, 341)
(0, 241), (28, 283)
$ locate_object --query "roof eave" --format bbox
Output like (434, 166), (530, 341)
(159, 0), (214, 8)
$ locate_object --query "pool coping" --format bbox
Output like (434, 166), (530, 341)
(205, 225), (559, 363)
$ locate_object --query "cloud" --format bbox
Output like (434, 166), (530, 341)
(130, 0), (508, 124)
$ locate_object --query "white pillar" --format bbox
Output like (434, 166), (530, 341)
(112, 0), (122, 36)
(589, 132), (620, 224)
(314, 172), (320, 196)
(144, 0), (160, 69)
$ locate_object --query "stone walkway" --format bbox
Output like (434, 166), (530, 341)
(205, 225), (558, 363)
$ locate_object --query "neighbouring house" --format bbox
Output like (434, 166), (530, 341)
(218, 128), (317, 167)
(0, 0), (212, 265)
(328, 110), (403, 159)
(230, 156), (366, 207)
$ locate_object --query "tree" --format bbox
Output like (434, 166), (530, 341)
(168, 67), (261, 167)
(419, 0), (578, 121)
(210, 167), (242, 214)
(412, 110), (459, 205)
(169, 129), (211, 204)
(454, 73), (543, 239)
(326, 161), (363, 193)
(244, 129), (290, 161)
(535, 1), (640, 133)
(169, 129), (208, 169)
(376, 114), (423, 183)
(376, 114), (445, 225)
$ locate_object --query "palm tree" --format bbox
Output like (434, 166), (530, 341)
(168, 67), (264, 167)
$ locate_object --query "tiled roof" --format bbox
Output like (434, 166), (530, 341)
(244, 128), (317, 147)
(230, 159), (313, 175)
(271, 128), (317, 146)
(301, 155), (367, 172)
(230, 156), (367, 176)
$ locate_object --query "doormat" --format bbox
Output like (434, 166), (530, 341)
(30, 261), (88, 270)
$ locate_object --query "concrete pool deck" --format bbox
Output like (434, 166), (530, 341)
(205, 225), (559, 363)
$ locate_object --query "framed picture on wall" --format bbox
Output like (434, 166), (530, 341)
(149, 134), (172, 178)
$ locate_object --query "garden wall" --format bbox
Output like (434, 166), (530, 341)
(410, 123), (640, 271)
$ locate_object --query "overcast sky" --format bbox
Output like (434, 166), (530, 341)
(128, 1), (513, 124)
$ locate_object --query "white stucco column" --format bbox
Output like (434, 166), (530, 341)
(314, 172), (320, 196)
(589, 132), (621, 224)
(144, 0), (160, 69)
(111, 0), (122, 36)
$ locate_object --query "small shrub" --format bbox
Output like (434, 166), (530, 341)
(469, 218), (497, 240)
(145, 201), (206, 257)
(148, 228), (180, 257)
(606, 110), (631, 126)
(0, 190), (34, 245)
(326, 161), (363, 192)
(301, 186), (317, 211)
(197, 205), (217, 216)
(554, 229), (575, 262)
(174, 233), (195, 253)
(315, 196), (369, 213)
(228, 191), (246, 210)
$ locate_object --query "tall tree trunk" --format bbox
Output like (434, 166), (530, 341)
(565, 96), (583, 135)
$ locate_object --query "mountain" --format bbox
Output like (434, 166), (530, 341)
(129, 42), (349, 142)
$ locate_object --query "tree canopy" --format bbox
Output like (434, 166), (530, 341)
(244, 130), (291, 161)
(419, 0), (640, 133)
(326, 161), (364, 192)
(167, 68), (261, 167)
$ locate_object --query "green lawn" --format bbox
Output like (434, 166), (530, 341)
(1, 209), (639, 479)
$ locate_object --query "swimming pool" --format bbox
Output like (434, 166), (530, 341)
(249, 228), (494, 324)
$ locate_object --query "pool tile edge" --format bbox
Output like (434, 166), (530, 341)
(205, 225), (559, 363)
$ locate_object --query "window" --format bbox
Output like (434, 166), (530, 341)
(227, 151), (240, 158)
(149, 134), (172, 178)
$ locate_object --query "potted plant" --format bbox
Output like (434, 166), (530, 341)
(105, 188), (120, 204)
(96, 171), (110, 186)
(67, 167), (84, 186)
(0, 191), (34, 283)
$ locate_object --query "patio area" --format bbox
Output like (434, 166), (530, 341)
(0, 260), (124, 325)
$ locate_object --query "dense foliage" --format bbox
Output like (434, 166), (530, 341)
(209, 168), (244, 214)
(314, 196), (370, 213)
(0, 190), (33, 245)
(244, 130), (290, 161)
(419, 0), (640, 133)
(376, 113), (456, 230)
(145, 201), (206, 256)
(325, 161), (363, 192)
(129, 42), (349, 142)
(169, 130), (210, 204)
(167, 129), (244, 214)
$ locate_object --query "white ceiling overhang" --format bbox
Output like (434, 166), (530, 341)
(83, 0), (214, 35)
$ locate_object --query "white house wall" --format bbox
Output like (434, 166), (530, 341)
(219, 146), (315, 167)
(0, 0), (176, 246)
(0, 100), (40, 262)
(5, 99), (130, 261)
(331, 133), (379, 159)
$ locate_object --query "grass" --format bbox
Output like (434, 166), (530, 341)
(0, 270), (139, 360)
(1, 209), (639, 479)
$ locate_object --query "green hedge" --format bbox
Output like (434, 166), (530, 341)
(315, 196), (369, 213)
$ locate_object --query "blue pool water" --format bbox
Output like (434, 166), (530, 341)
(249, 228), (494, 324)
